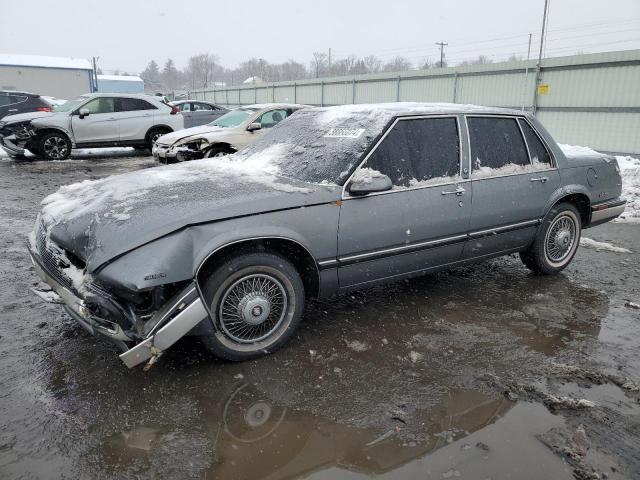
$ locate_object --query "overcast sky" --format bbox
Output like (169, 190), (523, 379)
(1, 0), (639, 73)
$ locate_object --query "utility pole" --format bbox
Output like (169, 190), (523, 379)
(532, 0), (550, 115)
(521, 33), (533, 110)
(435, 41), (448, 68)
(92, 56), (99, 92)
(328, 48), (332, 69)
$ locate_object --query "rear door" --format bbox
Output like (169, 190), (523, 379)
(114, 97), (158, 142)
(463, 115), (560, 258)
(178, 102), (194, 128)
(71, 97), (118, 143)
(190, 102), (216, 126)
(337, 116), (471, 288)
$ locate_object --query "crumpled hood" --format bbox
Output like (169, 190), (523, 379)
(2, 111), (56, 124)
(156, 125), (230, 146)
(39, 155), (340, 271)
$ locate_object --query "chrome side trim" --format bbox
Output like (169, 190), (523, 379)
(468, 219), (540, 238)
(339, 234), (467, 264)
(119, 297), (208, 369)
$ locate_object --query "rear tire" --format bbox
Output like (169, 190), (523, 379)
(39, 132), (71, 160)
(200, 252), (305, 361)
(520, 202), (582, 275)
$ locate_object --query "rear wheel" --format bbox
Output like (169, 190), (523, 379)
(200, 252), (305, 361)
(520, 202), (582, 275)
(39, 132), (71, 160)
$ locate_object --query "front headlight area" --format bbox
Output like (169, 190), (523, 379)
(172, 138), (210, 161)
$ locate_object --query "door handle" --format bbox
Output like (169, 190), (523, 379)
(107, 117), (117, 121)
(8, 109), (18, 112)
(442, 187), (465, 196)
(530, 176), (549, 183)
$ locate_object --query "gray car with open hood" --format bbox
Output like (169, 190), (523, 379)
(28, 102), (625, 368)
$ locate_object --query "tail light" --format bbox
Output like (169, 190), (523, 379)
(36, 106), (52, 112)
(169, 105), (180, 115)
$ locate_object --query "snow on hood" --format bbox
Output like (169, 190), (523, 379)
(156, 125), (227, 145)
(38, 146), (339, 269)
(1, 111), (56, 124)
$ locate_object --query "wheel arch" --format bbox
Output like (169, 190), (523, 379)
(544, 186), (591, 227)
(195, 237), (320, 300)
(205, 141), (238, 153)
(145, 125), (173, 141)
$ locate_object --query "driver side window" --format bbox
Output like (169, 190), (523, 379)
(82, 97), (115, 114)
(255, 109), (288, 128)
(365, 117), (460, 188)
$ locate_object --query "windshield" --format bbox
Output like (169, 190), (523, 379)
(232, 107), (394, 185)
(209, 108), (258, 127)
(52, 96), (89, 113)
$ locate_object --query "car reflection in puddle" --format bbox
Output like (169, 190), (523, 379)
(102, 384), (514, 479)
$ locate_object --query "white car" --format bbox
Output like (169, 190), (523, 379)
(0, 93), (184, 160)
(152, 103), (306, 163)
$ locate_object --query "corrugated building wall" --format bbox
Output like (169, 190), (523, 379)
(190, 50), (640, 154)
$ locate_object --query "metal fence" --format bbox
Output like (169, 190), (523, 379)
(190, 50), (640, 155)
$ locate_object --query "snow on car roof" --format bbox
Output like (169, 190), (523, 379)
(308, 102), (523, 122)
(0, 53), (92, 70)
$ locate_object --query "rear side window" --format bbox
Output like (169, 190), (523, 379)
(519, 119), (552, 167)
(366, 117), (460, 188)
(0, 94), (27, 106)
(116, 98), (157, 112)
(468, 117), (529, 175)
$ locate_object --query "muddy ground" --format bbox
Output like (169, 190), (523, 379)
(0, 150), (639, 480)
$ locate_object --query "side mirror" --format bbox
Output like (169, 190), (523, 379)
(348, 172), (393, 196)
(247, 122), (262, 132)
(78, 108), (90, 119)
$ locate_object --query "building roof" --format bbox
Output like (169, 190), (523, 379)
(97, 74), (143, 82)
(0, 53), (93, 70)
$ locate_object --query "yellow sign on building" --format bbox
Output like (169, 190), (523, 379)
(537, 84), (549, 95)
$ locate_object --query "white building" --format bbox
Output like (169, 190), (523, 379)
(97, 74), (144, 94)
(0, 54), (95, 99)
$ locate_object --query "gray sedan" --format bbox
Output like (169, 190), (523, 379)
(171, 100), (228, 128)
(28, 103), (625, 368)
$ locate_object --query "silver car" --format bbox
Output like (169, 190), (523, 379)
(0, 93), (184, 160)
(171, 100), (229, 128)
(28, 103), (625, 368)
(153, 103), (305, 163)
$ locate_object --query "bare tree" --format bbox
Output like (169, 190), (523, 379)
(185, 54), (220, 89)
(311, 52), (329, 78)
(382, 56), (413, 72)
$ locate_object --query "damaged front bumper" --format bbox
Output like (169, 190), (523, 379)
(152, 142), (206, 164)
(28, 246), (209, 369)
(0, 134), (27, 156)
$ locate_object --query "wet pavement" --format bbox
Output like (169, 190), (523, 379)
(1, 150), (639, 479)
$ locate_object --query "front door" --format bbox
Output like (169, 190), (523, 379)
(337, 116), (472, 288)
(464, 115), (560, 258)
(71, 97), (118, 143)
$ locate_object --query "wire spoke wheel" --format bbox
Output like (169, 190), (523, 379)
(544, 214), (577, 263)
(43, 136), (68, 159)
(218, 273), (288, 343)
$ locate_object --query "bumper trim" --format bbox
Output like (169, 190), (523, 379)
(590, 198), (626, 224)
(0, 135), (26, 155)
(119, 296), (208, 368)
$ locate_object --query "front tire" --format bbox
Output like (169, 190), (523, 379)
(204, 144), (234, 158)
(200, 252), (305, 361)
(39, 132), (71, 160)
(520, 202), (582, 275)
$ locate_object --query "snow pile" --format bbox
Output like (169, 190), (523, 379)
(558, 143), (605, 157)
(41, 144), (310, 225)
(473, 157), (551, 178)
(580, 237), (631, 254)
(615, 155), (640, 223)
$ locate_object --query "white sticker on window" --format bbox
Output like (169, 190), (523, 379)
(324, 128), (365, 138)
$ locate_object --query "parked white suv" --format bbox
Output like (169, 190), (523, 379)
(0, 93), (184, 160)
